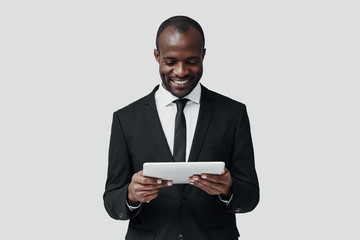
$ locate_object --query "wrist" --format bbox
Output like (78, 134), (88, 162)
(127, 184), (140, 206)
(221, 183), (233, 199)
(220, 191), (231, 200)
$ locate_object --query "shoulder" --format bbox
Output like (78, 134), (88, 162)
(115, 95), (147, 115)
(114, 85), (158, 117)
(202, 85), (246, 110)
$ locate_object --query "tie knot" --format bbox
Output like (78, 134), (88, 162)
(173, 99), (189, 112)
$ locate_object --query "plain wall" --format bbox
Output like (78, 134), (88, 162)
(1, 0), (359, 239)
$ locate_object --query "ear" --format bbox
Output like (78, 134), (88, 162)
(154, 49), (160, 63)
(201, 48), (206, 60)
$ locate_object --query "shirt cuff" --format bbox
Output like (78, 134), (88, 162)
(218, 194), (233, 206)
(126, 200), (142, 211)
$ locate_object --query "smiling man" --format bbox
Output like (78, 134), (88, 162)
(104, 16), (259, 240)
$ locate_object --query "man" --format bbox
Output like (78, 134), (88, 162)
(104, 16), (259, 240)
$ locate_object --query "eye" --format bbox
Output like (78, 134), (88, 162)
(164, 61), (175, 66)
(187, 60), (199, 65)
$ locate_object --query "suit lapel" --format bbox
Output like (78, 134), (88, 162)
(144, 86), (174, 162)
(188, 85), (214, 162)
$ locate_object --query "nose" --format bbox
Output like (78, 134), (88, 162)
(173, 62), (188, 78)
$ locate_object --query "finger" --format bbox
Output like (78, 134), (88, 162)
(222, 167), (229, 175)
(165, 180), (173, 187)
(191, 180), (222, 195)
(190, 173), (227, 185)
(132, 181), (172, 193)
(189, 175), (201, 182)
(132, 188), (159, 202)
(200, 173), (230, 184)
(138, 189), (160, 198)
(133, 173), (164, 185)
(144, 192), (159, 203)
(189, 175), (221, 186)
(135, 193), (158, 203)
(132, 183), (160, 192)
(200, 167), (231, 184)
(131, 181), (173, 202)
(190, 177), (225, 193)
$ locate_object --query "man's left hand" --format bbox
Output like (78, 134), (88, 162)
(189, 167), (232, 198)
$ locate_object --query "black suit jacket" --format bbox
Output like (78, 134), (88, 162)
(104, 85), (259, 240)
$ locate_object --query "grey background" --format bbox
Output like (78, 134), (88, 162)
(1, 0), (359, 239)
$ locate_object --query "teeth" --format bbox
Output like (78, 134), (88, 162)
(173, 80), (189, 85)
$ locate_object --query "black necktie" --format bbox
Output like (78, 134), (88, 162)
(173, 99), (189, 162)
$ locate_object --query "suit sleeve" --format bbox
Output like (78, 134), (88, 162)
(226, 104), (260, 214)
(103, 112), (142, 220)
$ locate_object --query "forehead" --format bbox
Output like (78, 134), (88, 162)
(157, 26), (203, 55)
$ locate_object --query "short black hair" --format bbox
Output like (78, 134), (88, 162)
(156, 15), (205, 51)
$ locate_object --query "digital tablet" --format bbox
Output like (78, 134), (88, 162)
(143, 161), (225, 184)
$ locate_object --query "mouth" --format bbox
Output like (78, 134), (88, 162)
(171, 78), (190, 85)
(173, 79), (189, 85)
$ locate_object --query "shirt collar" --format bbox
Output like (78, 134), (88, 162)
(157, 82), (201, 107)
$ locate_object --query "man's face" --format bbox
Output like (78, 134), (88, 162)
(154, 26), (206, 98)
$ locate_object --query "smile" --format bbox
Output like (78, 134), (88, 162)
(172, 79), (189, 85)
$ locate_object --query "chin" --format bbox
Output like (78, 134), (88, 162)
(174, 85), (197, 98)
(173, 92), (188, 98)
(162, 76), (198, 98)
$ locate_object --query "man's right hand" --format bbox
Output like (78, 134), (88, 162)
(127, 170), (173, 205)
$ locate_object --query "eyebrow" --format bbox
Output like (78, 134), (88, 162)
(162, 57), (176, 60)
(162, 56), (200, 60)
(187, 56), (200, 60)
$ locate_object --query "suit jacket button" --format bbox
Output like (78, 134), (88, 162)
(182, 199), (187, 204)
(118, 212), (124, 218)
(178, 233), (184, 240)
(235, 208), (241, 213)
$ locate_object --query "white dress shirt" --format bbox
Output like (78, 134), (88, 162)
(154, 82), (201, 162)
